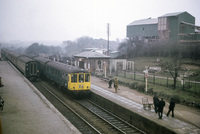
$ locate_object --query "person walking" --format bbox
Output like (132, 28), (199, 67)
(108, 79), (112, 88)
(167, 98), (175, 117)
(0, 77), (4, 87)
(153, 95), (159, 113)
(158, 97), (165, 119)
(114, 78), (118, 93)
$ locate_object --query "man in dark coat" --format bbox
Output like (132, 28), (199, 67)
(108, 79), (112, 88)
(158, 98), (165, 119)
(153, 95), (159, 113)
(167, 98), (175, 117)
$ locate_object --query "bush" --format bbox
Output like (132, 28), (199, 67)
(138, 84), (145, 92)
(147, 88), (154, 94)
(129, 82), (138, 89)
(171, 95), (180, 103)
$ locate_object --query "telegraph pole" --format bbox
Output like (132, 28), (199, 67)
(107, 23), (110, 56)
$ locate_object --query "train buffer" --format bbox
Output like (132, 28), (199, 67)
(142, 97), (153, 110)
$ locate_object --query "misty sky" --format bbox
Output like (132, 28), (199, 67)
(0, 0), (199, 41)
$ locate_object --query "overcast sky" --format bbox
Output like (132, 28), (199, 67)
(0, 0), (199, 42)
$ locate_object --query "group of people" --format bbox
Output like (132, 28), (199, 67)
(108, 78), (118, 93)
(108, 78), (175, 119)
(153, 95), (175, 119)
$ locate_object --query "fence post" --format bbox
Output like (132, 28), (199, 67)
(124, 70), (126, 78)
(153, 74), (155, 84)
(189, 77), (190, 88)
(134, 71), (136, 80)
(182, 77), (184, 91)
(167, 77), (168, 87)
(116, 70), (118, 76)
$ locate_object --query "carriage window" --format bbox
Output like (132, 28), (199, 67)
(85, 74), (90, 82)
(30, 62), (37, 75)
(79, 74), (84, 82)
(71, 74), (77, 83)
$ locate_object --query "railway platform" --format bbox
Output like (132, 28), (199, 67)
(91, 76), (200, 134)
(0, 61), (80, 134)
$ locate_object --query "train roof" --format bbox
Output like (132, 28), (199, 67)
(46, 61), (88, 73)
(33, 56), (52, 64)
(18, 55), (36, 63)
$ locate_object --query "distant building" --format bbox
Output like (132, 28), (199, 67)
(127, 11), (200, 44)
(73, 51), (110, 72)
(127, 18), (158, 42)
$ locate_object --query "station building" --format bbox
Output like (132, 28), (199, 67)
(73, 51), (110, 73)
(127, 11), (200, 44)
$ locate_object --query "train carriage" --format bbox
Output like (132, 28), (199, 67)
(45, 61), (91, 95)
(16, 55), (39, 80)
(1, 49), (39, 80)
(1, 49), (91, 96)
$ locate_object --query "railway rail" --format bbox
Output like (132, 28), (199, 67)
(33, 80), (146, 134)
(33, 81), (100, 134)
(77, 99), (146, 134)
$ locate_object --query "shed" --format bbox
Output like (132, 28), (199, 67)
(127, 18), (158, 41)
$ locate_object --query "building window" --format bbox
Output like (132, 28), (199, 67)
(158, 17), (167, 30)
(97, 60), (101, 69)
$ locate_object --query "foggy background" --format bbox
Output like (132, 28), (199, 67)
(0, 0), (200, 42)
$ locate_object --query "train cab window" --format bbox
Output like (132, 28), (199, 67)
(85, 74), (90, 82)
(79, 74), (84, 83)
(71, 74), (77, 83)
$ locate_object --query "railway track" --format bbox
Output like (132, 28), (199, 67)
(33, 81), (100, 134)
(77, 99), (146, 134)
(33, 80), (146, 134)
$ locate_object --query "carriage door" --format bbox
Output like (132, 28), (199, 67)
(30, 62), (37, 75)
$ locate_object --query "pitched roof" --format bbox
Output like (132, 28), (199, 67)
(159, 11), (185, 17)
(128, 18), (158, 26)
(73, 51), (110, 58)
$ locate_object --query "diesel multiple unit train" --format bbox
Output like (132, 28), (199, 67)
(1, 49), (91, 95)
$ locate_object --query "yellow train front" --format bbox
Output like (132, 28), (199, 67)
(35, 57), (91, 97)
(68, 73), (91, 94)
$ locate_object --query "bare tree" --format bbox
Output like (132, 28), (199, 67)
(160, 58), (182, 90)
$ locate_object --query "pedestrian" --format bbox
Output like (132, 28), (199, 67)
(108, 79), (112, 88)
(114, 78), (118, 93)
(167, 98), (175, 117)
(0, 77), (4, 87)
(153, 95), (159, 113)
(0, 96), (4, 110)
(158, 97), (165, 119)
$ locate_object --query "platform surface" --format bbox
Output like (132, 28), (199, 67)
(91, 76), (200, 134)
(0, 61), (80, 134)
